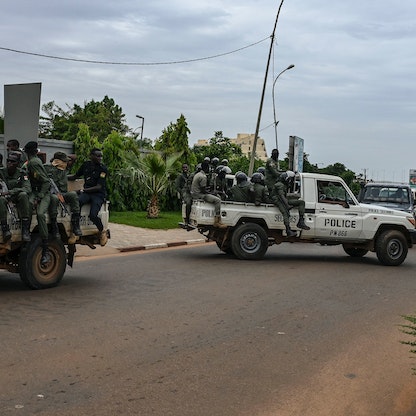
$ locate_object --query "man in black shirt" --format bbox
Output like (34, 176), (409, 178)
(69, 148), (108, 245)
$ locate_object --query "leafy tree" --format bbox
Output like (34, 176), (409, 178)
(192, 131), (242, 163)
(154, 114), (196, 167)
(71, 123), (101, 171)
(39, 96), (129, 142)
(136, 137), (154, 150)
(320, 162), (357, 188)
(230, 155), (263, 175)
(102, 132), (141, 211)
(118, 151), (183, 218)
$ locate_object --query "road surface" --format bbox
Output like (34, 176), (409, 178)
(1, 243), (416, 415)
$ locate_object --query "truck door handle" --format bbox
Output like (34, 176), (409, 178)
(345, 213), (358, 216)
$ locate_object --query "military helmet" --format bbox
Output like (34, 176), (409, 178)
(257, 166), (266, 176)
(221, 158), (229, 166)
(215, 164), (224, 174)
(280, 170), (295, 182)
(211, 157), (219, 165)
(203, 156), (211, 163)
(251, 172), (264, 184)
(235, 171), (248, 184)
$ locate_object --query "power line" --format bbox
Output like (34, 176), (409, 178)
(0, 36), (269, 66)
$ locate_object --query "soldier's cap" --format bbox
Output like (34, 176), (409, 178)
(23, 141), (38, 152)
(51, 151), (70, 162)
(7, 151), (21, 163)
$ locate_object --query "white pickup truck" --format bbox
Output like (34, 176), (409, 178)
(182, 172), (416, 266)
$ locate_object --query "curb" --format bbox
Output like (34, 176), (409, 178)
(118, 238), (207, 253)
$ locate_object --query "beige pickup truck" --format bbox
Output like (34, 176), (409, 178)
(0, 179), (110, 289)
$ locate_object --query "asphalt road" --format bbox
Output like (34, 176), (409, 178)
(1, 243), (416, 415)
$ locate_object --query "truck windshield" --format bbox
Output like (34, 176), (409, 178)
(362, 186), (410, 204)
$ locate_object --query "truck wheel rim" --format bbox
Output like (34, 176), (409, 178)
(240, 233), (260, 252)
(387, 238), (403, 259)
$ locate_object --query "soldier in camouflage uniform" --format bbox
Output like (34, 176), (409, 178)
(228, 172), (253, 202)
(191, 161), (226, 228)
(264, 148), (281, 192)
(250, 172), (270, 206)
(45, 152), (82, 237)
(0, 151), (31, 242)
(24, 141), (52, 265)
(269, 171), (310, 237)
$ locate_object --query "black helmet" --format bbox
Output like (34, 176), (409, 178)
(235, 171), (248, 185)
(251, 172), (264, 184)
(215, 164), (224, 174)
(257, 166), (266, 176)
(280, 170), (295, 182)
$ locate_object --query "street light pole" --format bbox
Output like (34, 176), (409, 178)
(272, 64), (295, 151)
(136, 115), (144, 141)
(248, 0), (286, 177)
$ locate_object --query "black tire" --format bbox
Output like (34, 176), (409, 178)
(375, 230), (408, 266)
(231, 223), (268, 260)
(342, 245), (368, 258)
(19, 236), (67, 289)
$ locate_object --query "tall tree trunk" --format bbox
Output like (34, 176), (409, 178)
(147, 194), (160, 218)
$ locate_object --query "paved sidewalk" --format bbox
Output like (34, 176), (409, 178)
(75, 222), (207, 258)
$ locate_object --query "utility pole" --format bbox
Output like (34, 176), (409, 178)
(248, 0), (286, 176)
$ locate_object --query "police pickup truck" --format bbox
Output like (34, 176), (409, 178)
(182, 172), (416, 266)
(0, 201), (110, 289)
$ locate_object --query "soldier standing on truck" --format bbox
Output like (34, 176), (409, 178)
(0, 151), (31, 242)
(68, 148), (108, 246)
(264, 148), (281, 191)
(45, 152), (82, 237)
(23, 141), (53, 265)
(191, 161), (226, 229)
(270, 170), (311, 237)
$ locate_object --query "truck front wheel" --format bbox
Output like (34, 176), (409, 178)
(375, 230), (408, 266)
(19, 236), (67, 289)
(231, 223), (268, 260)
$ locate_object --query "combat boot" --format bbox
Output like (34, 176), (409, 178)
(213, 216), (227, 229)
(71, 214), (82, 236)
(40, 240), (50, 266)
(1, 220), (12, 242)
(285, 224), (297, 237)
(296, 216), (311, 230)
(21, 218), (31, 242)
(99, 230), (108, 246)
(50, 218), (61, 239)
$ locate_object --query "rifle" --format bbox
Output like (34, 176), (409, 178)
(0, 180), (18, 223)
(49, 178), (70, 216)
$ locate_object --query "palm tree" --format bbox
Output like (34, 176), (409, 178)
(120, 151), (182, 218)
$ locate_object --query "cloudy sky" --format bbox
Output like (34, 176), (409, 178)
(1, 0), (415, 181)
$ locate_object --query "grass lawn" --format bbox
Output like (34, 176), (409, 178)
(109, 211), (183, 229)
